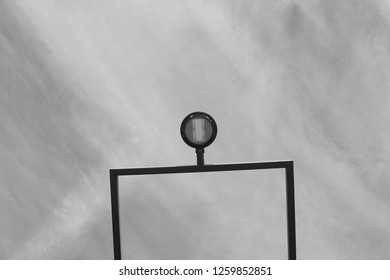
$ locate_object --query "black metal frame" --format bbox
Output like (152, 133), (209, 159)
(110, 160), (296, 260)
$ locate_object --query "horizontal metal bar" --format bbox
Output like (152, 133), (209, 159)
(110, 160), (293, 177)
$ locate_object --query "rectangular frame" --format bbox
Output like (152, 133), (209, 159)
(110, 160), (296, 260)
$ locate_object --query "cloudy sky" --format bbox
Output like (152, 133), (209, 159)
(1, 0), (390, 259)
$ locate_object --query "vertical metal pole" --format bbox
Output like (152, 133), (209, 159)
(110, 171), (122, 260)
(196, 148), (205, 165)
(285, 162), (297, 260)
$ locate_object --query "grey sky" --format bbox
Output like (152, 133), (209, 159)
(1, 0), (390, 259)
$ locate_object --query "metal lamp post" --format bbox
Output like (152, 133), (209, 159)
(109, 112), (297, 260)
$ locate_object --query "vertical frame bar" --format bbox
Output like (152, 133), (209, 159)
(285, 162), (297, 260)
(110, 171), (121, 260)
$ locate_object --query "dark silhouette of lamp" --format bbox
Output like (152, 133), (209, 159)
(180, 111), (217, 165)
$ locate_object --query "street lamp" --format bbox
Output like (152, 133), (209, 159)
(109, 112), (297, 260)
(180, 111), (217, 165)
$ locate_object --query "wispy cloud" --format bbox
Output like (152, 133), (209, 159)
(2, 0), (390, 259)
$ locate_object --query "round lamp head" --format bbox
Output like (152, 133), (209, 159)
(180, 112), (217, 149)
